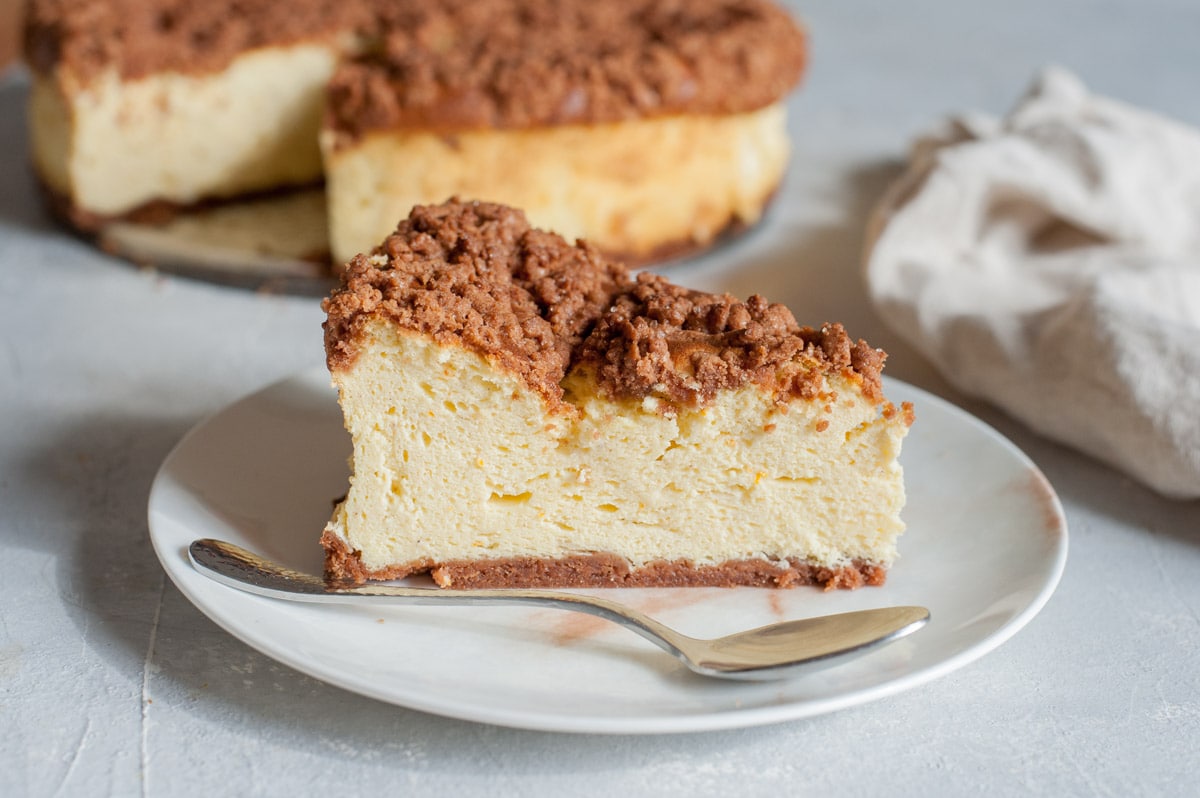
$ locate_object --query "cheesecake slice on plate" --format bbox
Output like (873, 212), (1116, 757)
(321, 200), (913, 589)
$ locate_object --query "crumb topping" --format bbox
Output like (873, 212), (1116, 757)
(29, 0), (805, 130)
(575, 273), (885, 405)
(323, 200), (627, 408)
(323, 200), (887, 411)
(325, 0), (806, 138)
(24, 0), (369, 81)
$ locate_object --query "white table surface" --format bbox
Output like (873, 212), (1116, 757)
(2, 2), (1198, 795)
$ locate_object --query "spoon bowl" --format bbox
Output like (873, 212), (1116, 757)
(189, 538), (929, 681)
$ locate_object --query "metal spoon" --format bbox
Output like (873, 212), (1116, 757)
(189, 538), (929, 681)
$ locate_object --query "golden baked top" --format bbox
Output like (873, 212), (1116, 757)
(323, 200), (887, 412)
(24, 0), (368, 81)
(326, 0), (806, 139)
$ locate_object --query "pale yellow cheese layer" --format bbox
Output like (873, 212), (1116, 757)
(326, 321), (909, 575)
(30, 42), (341, 217)
(322, 103), (790, 264)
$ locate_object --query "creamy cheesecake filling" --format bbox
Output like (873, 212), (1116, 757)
(322, 200), (910, 588)
(324, 322), (908, 580)
(322, 103), (790, 264)
(30, 41), (343, 219)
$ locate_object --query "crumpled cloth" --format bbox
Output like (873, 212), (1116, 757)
(865, 67), (1200, 499)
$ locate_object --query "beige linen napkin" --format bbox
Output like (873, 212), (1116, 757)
(865, 67), (1200, 498)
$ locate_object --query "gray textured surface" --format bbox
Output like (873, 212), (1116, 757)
(2, 1), (1198, 795)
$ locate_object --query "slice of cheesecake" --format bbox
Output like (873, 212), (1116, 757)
(321, 200), (913, 589)
(321, 0), (805, 265)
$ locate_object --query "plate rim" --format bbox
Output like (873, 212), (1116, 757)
(147, 368), (1069, 734)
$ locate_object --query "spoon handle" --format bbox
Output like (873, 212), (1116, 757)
(189, 538), (693, 657)
(188, 538), (928, 680)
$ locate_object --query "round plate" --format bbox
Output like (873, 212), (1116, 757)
(147, 370), (1068, 734)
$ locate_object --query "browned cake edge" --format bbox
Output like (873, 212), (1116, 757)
(320, 528), (887, 590)
(35, 174), (763, 270)
(602, 192), (769, 269)
(36, 175), (324, 231)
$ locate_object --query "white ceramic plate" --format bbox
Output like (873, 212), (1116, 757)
(148, 370), (1068, 734)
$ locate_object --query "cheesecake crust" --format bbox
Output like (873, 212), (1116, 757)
(323, 200), (888, 410)
(37, 174), (325, 233)
(39, 171), (757, 268)
(325, 0), (805, 143)
(321, 528), (887, 590)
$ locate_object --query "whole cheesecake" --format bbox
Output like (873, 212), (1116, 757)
(321, 200), (913, 589)
(26, 0), (805, 266)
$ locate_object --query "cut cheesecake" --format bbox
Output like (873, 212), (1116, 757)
(24, 0), (806, 266)
(24, 0), (368, 225)
(321, 0), (805, 265)
(321, 200), (914, 589)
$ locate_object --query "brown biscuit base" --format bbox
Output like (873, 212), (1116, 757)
(37, 175), (326, 232)
(321, 528), (887, 590)
(37, 176), (764, 273)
